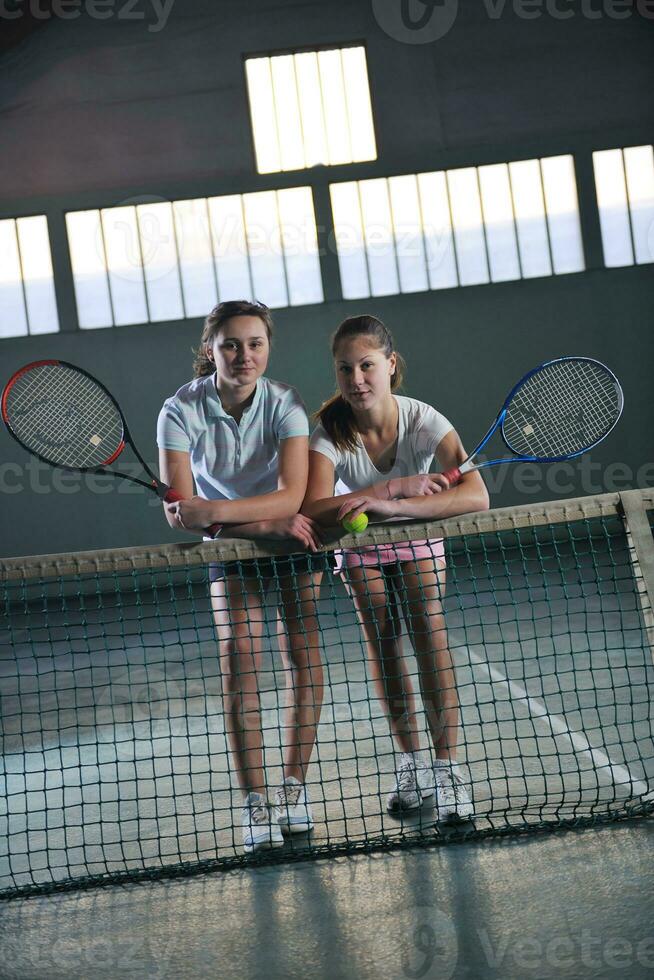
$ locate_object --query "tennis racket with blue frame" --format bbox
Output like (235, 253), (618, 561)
(441, 356), (624, 486)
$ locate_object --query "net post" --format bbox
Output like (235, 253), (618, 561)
(619, 489), (654, 659)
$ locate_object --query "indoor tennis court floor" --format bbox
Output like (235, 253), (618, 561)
(2, 545), (653, 977)
(1, 820), (652, 979)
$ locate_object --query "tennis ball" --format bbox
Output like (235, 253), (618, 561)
(342, 512), (369, 534)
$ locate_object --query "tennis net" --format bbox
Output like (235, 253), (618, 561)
(1, 489), (653, 898)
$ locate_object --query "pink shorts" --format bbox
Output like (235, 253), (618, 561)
(334, 538), (446, 574)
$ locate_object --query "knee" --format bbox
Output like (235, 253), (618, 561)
(285, 632), (323, 669)
(284, 615), (320, 647)
(366, 616), (401, 643)
(409, 612), (446, 640)
(220, 640), (260, 687)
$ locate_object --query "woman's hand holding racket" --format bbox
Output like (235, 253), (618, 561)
(339, 356), (623, 530)
(165, 496), (221, 531)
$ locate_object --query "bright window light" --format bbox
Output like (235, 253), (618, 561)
(137, 202), (184, 323)
(271, 56), (305, 172)
(243, 191), (288, 308)
(417, 171), (458, 290)
(331, 154), (585, 299)
(295, 53), (328, 168)
(245, 59), (280, 175)
(388, 175), (429, 293)
(447, 167), (489, 286)
(67, 188), (323, 327)
(341, 46), (377, 164)
(174, 199), (217, 318)
(359, 178), (398, 297)
(540, 155), (585, 274)
(277, 186), (324, 306)
(330, 182), (369, 300)
(0, 220), (28, 337)
(594, 145), (654, 267)
(208, 195), (252, 301)
(478, 163), (520, 282)
(245, 45), (377, 173)
(0, 215), (59, 339)
(66, 210), (113, 329)
(509, 159), (552, 278)
(101, 206), (149, 326)
(592, 149), (632, 267)
(624, 145), (654, 265)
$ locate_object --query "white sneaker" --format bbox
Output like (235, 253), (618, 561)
(433, 760), (474, 821)
(274, 776), (314, 834)
(241, 792), (284, 854)
(387, 753), (435, 813)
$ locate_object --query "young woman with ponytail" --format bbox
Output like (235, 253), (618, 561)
(303, 314), (489, 821)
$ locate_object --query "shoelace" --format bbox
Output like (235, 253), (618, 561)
(397, 756), (419, 792)
(275, 784), (301, 807)
(245, 803), (270, 825)
(435, 767), (465, 802)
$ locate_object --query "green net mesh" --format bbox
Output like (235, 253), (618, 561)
(1, 490), (653, 899)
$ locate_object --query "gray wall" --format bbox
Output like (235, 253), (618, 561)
(1, 0), (653, 558)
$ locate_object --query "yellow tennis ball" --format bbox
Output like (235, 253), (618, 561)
(342, 512), (369, 534)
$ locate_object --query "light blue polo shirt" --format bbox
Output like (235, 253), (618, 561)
(157, 374), (309, 500)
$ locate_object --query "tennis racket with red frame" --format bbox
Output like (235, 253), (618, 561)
(441, 356), (624, 486)
(1, 359), (221, 537)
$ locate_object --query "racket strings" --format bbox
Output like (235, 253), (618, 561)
(503, 359), (622, 459)
(11, 374), (103, 455)
(5, 365), (124, 468)
(506, 371), (614, 458)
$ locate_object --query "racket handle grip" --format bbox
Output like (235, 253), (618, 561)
(163, 488), (223, 539)
(441, 466), (462, 487)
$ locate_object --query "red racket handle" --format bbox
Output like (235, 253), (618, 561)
(163, 488), (222, 538)
(441, 466), (462, 487)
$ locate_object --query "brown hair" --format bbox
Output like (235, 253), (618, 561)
(315, 314), (406, 452)
(193, 300), (273, 377)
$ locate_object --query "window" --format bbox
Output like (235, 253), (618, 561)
(330, 155), (585, 299)
(593, 145), (654, 267)
(245, 45), (377, 174)
(0, 216), (59, 339)
(66, 188), (323, 329)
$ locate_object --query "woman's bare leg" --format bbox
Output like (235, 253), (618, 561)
(390, 559), (459, 761)
(210, 575), (269, 797)
(344, 565), (421, 754)
(276, 572), (324, 782)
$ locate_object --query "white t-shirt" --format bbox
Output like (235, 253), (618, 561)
(157, 374), (309, 501)
(310, 395), (453, 494)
